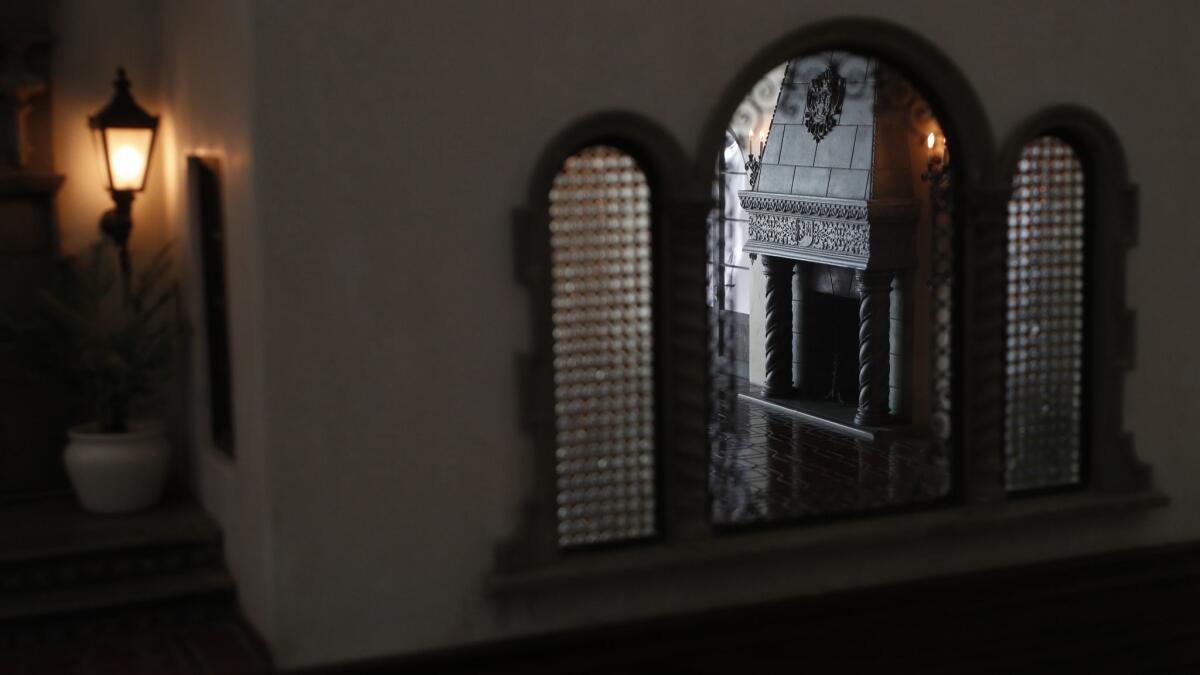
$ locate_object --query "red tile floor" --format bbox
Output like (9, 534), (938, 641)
(709, 389), (952, 526)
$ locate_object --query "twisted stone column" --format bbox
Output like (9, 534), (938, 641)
(889, 273), (907, 420)
(854, 269), (893, 427)
(792, 261), (808, 398)
(762, 256), (795, 398)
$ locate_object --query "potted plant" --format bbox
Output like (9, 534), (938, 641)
(0, 241), (178, 513)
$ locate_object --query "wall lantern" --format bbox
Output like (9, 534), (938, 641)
(88, 67), (158, 265)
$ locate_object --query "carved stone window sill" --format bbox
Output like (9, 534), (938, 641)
(488, 489), (1168, 594)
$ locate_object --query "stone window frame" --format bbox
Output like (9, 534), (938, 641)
(494, 20), (1163, 586)
(993, 107), (1152, 496)
(498, 112), (691, 569)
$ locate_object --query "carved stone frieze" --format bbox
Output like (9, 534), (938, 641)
(797, 218), (870, 257)
(747, 213), (797, 246)
(747, 212), (870, 260)
(739, 193), (868, 221)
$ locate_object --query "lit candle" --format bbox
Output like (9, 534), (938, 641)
(926, 132), (941, 169)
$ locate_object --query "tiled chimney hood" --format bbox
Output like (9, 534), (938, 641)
(741, 52), (918, 270)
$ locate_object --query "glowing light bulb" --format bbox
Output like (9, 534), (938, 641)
(101, 127), (154, 190)
(112, 146), (144, 181)
(110, 145), (145, 189)
(926, 132), (936, 150)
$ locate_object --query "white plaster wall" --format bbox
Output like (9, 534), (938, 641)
(51, 0), (277, 650)
(51, 0), (168, 259)
(157, 0), (276, 647)
(243, 0), (1200, 668)
(721, 137), (752, 314)
(49, 0), (190, 493)
(48, 0), (1200, 669)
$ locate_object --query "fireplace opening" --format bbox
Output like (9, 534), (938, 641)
(798, 263), (859, 406)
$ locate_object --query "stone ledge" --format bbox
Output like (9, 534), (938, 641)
(0, 173), (64, 198)
(0, 569), (235, 622)
(0, 498), (222, 565)
(488, 489), (1169, 594)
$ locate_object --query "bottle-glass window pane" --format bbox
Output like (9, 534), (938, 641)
(1005, 136), (1085, 491)
(549, 146), (656, 547)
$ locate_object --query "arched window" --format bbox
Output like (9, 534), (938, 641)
(707, 50), (957, 526)
(497, 27), (1158, 587)
(1005, 136), (1086, 492)
(548, 146), (657, 547)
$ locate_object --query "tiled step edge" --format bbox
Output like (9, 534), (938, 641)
(0, 569), (235, 622)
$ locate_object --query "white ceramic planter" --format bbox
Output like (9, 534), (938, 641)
(64, 420), (169, 514)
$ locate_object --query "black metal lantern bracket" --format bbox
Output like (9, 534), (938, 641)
(87, 67), (159, 284)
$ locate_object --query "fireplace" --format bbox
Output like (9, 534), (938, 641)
(741, 52), (923, 430)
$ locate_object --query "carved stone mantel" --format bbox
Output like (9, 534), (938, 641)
(740, 191), (917, 270)
(743, 193), (916, 428)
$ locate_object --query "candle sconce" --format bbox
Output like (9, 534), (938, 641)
(744, 131), (766, 190)
(922, 132), (951, 211)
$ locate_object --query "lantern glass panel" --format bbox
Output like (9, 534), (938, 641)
(102, 127), (154, 191)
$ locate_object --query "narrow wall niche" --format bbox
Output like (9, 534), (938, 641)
(188, 156), (236, 456)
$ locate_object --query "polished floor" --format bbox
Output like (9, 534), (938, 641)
(709, 393), (951, 526)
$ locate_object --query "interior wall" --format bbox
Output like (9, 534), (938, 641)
(48, 0), (185, 476)
(51, 0), (167, 259)
(246, 0), (1200, 668)
(44, 0), (1200, 669)
(50, 0), (276, 651)
(157, 0), (276, 649)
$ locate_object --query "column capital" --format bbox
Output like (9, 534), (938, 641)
(854, 268), (894, 293)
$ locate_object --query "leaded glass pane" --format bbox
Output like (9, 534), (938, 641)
(549, 146), (656, 547)
(931, 161), (954, 447)
(1005, 136), (1085, 492)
